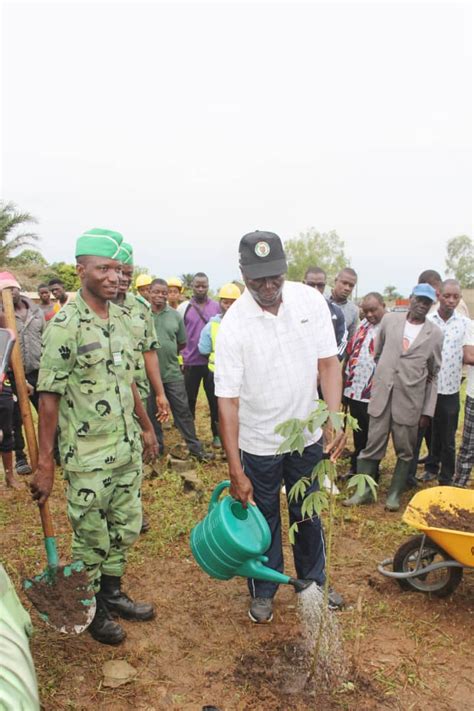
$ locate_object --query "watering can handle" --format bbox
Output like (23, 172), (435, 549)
(208, 480), (231, 513)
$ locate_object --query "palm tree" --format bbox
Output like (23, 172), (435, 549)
(0, 201), (39, 265)
(180, 273), (195, 289)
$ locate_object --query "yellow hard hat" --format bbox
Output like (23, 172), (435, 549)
(135, 274), (152, 289)
(167, 277), (183, 290)
(218, 283), (241, 300)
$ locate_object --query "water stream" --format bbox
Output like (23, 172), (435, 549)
(297, 583), (347, 689)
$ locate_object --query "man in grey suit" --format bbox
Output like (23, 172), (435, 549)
(344, 283), (443, 511)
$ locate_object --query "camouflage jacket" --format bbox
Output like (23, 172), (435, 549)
(37, 291), (141, 472)
(118, 292), (159, 400)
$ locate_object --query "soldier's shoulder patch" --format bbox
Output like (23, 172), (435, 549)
(135, 294), (151, 310)
(49, 303), (78, 328)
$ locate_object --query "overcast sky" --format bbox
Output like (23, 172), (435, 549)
(1, 0), (472, 296)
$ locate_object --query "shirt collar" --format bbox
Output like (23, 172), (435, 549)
(242, 283), (287, 318)
(432, 309), (461, 324)
(330, 291), (347, 306)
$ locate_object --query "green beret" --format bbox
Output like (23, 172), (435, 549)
(117, 242), (133, 265)
(75, 228), (123, 259)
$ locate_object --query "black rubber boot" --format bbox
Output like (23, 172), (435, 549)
(88, 595), (126, 645)
(342, 458), (380, 507)
(100, 575), (155, 621)
(385, 459), (411, 512)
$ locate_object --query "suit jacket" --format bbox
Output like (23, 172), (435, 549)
(368, 312), (443, 426)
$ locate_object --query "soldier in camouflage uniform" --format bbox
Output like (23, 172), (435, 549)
(113, 242), (169, 533)
(113, 242), (169, 418)
(30, 228), (159, 646)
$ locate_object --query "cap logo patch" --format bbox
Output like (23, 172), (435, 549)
(255, 241), (270, 258)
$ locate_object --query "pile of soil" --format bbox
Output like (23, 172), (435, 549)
(422, 504), (474, 533)
(25, 565), (94, 631)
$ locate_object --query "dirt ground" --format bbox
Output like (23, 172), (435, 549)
(1, 400), (473, 711)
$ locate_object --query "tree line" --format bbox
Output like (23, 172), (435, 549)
(1, 200), (473, 296)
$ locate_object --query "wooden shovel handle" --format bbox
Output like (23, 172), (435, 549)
(2, 289), (55, 537)
(39, 500), (55, 538)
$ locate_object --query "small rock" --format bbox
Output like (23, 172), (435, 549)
(143, 463), (161, 479)
(102, 660), (137, 688)
(179, 470), (204, 492)
(168, 457), (196, 473)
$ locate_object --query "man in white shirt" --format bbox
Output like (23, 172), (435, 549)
(422, 280), (469, 485)
(214, 231), (346, 624)
(453, 319), (474, 487)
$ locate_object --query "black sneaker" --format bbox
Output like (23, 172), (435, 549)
(15, 458), (32, 475)
(248, 597), (273, 623)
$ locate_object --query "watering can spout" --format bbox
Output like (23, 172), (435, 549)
(289, 578), (315, 593)
(235, 558), (292, 586)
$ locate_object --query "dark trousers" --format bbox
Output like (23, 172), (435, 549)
(12, 370), (39, 459)
(147, 379), (203, 455)
(408, 421), (432, 478)
(347, 399), (373, 472)
(241, 441), (326, 599)
(425, 392), (460, 484)
(183, 365), (219, 437)
(0, 396), (14, 453)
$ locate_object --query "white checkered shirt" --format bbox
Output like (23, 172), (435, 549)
(428, 310), (469, 394)
(214, 281), (338, 455)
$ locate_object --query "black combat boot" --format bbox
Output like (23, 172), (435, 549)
(100, 574), (155, 621)
(88, 595), (126, 645)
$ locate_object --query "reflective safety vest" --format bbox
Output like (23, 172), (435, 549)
(208, 320), (221, 372)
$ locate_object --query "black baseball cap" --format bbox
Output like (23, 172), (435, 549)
(239, 231), (288, 279)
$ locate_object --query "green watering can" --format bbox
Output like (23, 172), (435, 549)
(190, 481), (311, 592)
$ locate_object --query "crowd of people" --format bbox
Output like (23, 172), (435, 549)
(0, 228), (473, 637)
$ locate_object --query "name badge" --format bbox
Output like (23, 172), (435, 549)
(113, 351), (122, 366)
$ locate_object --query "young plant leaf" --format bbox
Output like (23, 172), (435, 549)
(345, 414), (360, 432)
(364, 474), (378, 501)
(274, 419), (301, 438)
(308, 490), (329, 517)
(301, 494), (315, 519)
(288, 478), (310, 503)
(288, 522), (299, 545)
(346, 473), (369, 497)
(293, 433), (306, 455)
(306, 405), (329, 433)
(329, 410), (345, 431)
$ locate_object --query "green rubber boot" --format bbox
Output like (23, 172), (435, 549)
(342, 458), (380, 507)
(385, 459), (411, 512)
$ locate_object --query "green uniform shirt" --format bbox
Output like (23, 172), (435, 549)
(37, 291), (141, 473)
(152, 305), (186, 384)
(119, 292), (159, 400)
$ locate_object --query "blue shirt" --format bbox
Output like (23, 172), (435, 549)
(198, 314), (222, 356)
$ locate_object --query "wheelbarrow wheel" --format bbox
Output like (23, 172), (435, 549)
(393, 534), (463, 597)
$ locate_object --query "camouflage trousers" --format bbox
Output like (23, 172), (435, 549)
(64, 457), (143, 592)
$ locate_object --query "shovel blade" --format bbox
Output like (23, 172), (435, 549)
(24, 560), (96, 635)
